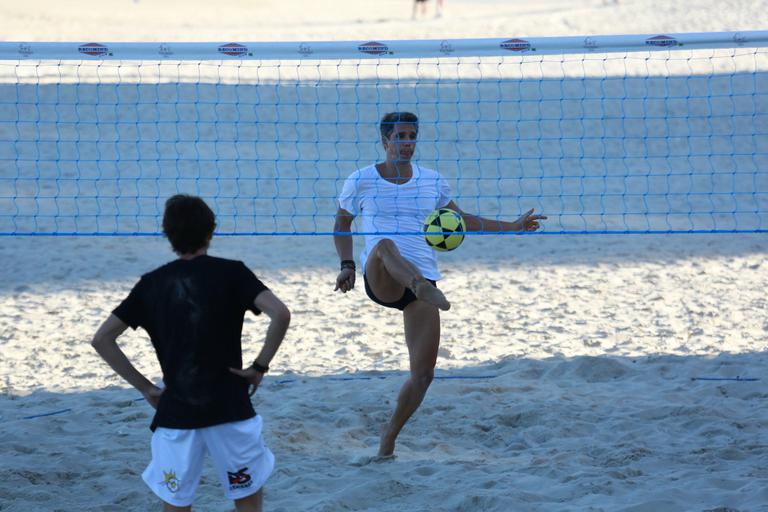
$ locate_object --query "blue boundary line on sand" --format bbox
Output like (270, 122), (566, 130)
(690, 376), (760, 382)
(21, 408), (73, 420)
(274, 374), (498, 385)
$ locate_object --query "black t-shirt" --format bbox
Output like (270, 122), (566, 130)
(113, 255), (268, 431)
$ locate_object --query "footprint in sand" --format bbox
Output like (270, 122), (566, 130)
(351, 454), (396, 466)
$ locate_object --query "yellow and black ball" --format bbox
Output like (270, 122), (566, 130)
(423, 208), (466, 252)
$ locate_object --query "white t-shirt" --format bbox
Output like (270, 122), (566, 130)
(338, 163), (452, 281)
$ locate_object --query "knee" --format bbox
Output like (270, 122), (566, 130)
(373, 238), (397, 257)
(412, 369), (434, 390)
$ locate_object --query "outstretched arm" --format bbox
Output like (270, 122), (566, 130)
(334, 207), (356, 293)
(91, 314), (163, 408)
(229, 290), (290, 395)
(445, 201), (546, 233)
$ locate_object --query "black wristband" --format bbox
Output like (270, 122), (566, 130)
(251, 360), (269, 373)
(340, 259), (356, 271)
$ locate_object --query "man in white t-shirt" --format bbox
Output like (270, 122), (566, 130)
(333, 112), (545, 457)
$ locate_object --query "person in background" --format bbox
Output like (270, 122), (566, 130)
(412, 0), (444, 19)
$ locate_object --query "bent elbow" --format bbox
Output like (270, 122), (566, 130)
(334, 214), (353, 234)
(91, 332), (109, 351)
(270, 304), (291, 328)
(333, 220), (349, 234)
(279, 307), (291, 327)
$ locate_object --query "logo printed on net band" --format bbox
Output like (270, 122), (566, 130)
(645, 35), (679, 47)
(17, 44), (33, 57)
(358, 41), (391, 55)
(500, 39), (532, 52)
(158, 44), (174, 57)
(78, 43), (111, 56)
(298, 43), (313, 56)
(733, 33), (747, 45)
(218, 43), (250, 57)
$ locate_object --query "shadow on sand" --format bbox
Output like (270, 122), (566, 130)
(2, 352), (766, 511)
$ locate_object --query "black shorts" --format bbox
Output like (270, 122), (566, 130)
(363, 273), (437, 311)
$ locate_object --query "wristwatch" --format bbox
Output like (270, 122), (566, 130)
(251, 360), (269, 373)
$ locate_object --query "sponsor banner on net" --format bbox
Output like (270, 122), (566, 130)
(358, 41), (392, 56)
(78, 42), (111, 56)
(218, 43), (251, 57)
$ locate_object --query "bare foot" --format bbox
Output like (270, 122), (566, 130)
(353, 454), (396, 466)
(378, 430), (396, 457)
(411, 278), (450, 311)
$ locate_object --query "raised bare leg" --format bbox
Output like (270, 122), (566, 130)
(378, 300), (440, 456)
(366, 239), (449, 310)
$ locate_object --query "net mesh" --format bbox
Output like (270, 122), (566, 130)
(1, 44), (767, 235)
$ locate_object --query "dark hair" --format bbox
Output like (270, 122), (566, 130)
(162, 194), (216, 254)
(379, 112), (419, 139)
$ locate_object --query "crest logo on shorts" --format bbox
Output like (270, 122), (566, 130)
(78, 43), (111, 56)
(218, 43), (250, 57)
(500, 39), (532, 52)
(161, 470), (180, 493)
(645, 35), (679, 47)
(358, 41), (391, 55)
(227, 467), (253, 489)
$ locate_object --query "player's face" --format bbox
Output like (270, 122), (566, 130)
(383, 123), (418, 163)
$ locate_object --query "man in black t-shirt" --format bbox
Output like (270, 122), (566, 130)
(92, 195), (290, 512)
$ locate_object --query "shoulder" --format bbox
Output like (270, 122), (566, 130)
(123, 261), (172, 298)
(415, 165), (443, 180)
(199, 257), (262, 283)
(141, 259), (178, 281)
(342, 165), (377, 194)
(346, 165), (375, 180)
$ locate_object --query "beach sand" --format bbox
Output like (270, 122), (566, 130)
(2, 1), (768, 511)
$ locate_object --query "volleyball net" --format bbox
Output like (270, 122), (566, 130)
(1, 32), (767, 236)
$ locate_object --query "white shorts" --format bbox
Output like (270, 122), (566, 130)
(142, 415), (275, 507)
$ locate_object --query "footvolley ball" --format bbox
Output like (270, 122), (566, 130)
(423, 208), (466, 252)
